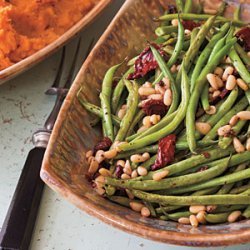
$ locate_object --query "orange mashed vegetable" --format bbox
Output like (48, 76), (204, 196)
(0, 0), (96, 70)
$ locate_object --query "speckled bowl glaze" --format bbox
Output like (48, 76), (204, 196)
(41, 0), (250, 246)
(0, 0), (112, 85)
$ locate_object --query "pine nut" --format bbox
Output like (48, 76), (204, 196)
(206, 205), (217, 213)
(163, 89), (172, 106)
(176, 64), (181, 71)
(95, 150), (105, 163)
(131, 170), (138, 178)
(237, 111), (250, 120)
(125, 189), (134, 199)
(196, 211), (206, 224)
(87, 156), (95, 164)
(88, 158), (99, 174)
(138, 87), (156, 96)
(246, 138), (250, 151)
(222, 66), (234, 81)
(178, 217), (190, 224)
(214, 67), (223, 78)
(137, 125), (149, 133)
(121, 173), (130, 179)
(130, 201), (144, 212)
(137, 166), (148, 176)
(142, 152), (150, 161)
(203, 7), (217, 14)
(236, 78), (249, 91)
(86, 150), (93, 159)
(118, 108), (126, 119)
(207, 73), (219, 90)
(225, 56), (232, 63)
(171, 18), (178, 26)
(148, 93), (163, 100)
(155, 83), (166, 94)
(142, 116), (151, 127)
(212, 90), (221, 98)
(123, 165), (132, 175)
(209, 87), (215, 93)
(141, 206), (151, 217)
(143, 81), (152, 88)
(189, 205), (206, 214)
(94, 175), (105, 188)
(104, 149), (117, 159)
(217, 125), (231, 136)
(150, 114), (161, 125)
(248, 51), (250, 57)
(95, 187), (105, 195)
(205, 105), (216, 115)
(189, 215), (199, 227)
(226, 75), (236, 90)
(131, 154), (145, 163)
(99, 168), (111, 177)
(170, 64), (177, 73)
(215, 75), (224, 88)
(184, 29), (191, 35)
(228, 211), (242, 223)
(229, 115), (239, 126)
(116, 160), (125, 168)
(162, 77), (171, 89)
(195, 122), (211, 135)
(152, 170), (169, 181)
(125, 160), (131, 169)
(233, 137), (245, 153)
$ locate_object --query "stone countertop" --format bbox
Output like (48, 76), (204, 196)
(0, 1), (250, 250)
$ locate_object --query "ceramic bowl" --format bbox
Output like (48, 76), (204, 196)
(41, 0), (250, 246)
(0, 0), (112, 85)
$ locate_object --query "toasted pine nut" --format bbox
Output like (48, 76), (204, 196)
(233, 137), (245, 153)
(150, 114), (161, 125)
(170, 64), (177, 73)
(215, 75), (224, 88)
(214, 67), (223, 78)
(131, 154), (144, 163)
(131, 170), (138, 178)
(95, 150), (105, 163)
(155, 83), (166, 94)
(117, 160), (125, 168)
(184, 29), (191, 35)
(95, 187), (105, 195)
(138, 87), (156, 96)
(226, 75), (237, 90)
(196, 211), (206, 224)
(104, 149), (117, 159)
(141, 207), (151, 217)
(171, 18), (178, 26)
(123, 165), (132, 175)
(189, 205), (206, 214)
(236, 78), (249, 91)
(130, 201), (144, 212)
(246, 138), (250, 151)
(137, 166), (148, 176)
(142, 152), (150, 161)
(237, 111), (250, 120)
(148, 94), (163, 100)
(99, 168), (111, 177)
(222, 66), (234, 81)
(164, 89), (172, 106)
(195, 122), (211, 135)
(142, 116), (151, 127)
(212, 90), (221, 98)
(94, 175), (105, 188)
(189, 215), (199, 227)
(207, 73), (219, 90)
(121, 173), (131, 180)
(206, 205), (217, 213)
(217, 125), (231, 136)
(205, 105), (216, 115)
(162, 77), (171, 89)
(143, 81), (152, 88)
(229, 115), (239, 126)
(125, 160), (131, 169)
(88, 158), (99, 174)
(87, 156), (95, 164)
(137, 125), (149, 133)
(228, 211), (242, 223)
(125, 189), (134, 199)
(178, 217), (190, 224)
(86, 150), (93, 159)
(118, 108), (126, 119)
(152, 170), (169, 181)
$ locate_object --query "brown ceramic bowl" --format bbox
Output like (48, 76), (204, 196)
(41, 0), (250, 247)
(0, 0), (112, 85)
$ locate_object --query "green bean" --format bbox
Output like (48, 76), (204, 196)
(111, 66), (134, 113)
(155, 26), (178, 37)
(127, 56), (138, 66)
(144, 201), (157, 217)
(125, 110), (145, 137)
(230, 184), (250, 194)
(132, 190), (250, 206)
(190, 27), (199, 45)
(201, 83), (210, 111)
(205, 212), (230, 224)
(114, 80), (139, 142)
(176, 0), (184, 12)
(233, 4), (241, 21)
(183, 0), (192, 13)
(157, 13), (246, 27)
(243, 206), (250, 218)
(235, 43), (250, 67)
(203, 97), (248, 141)
(214, 205), (246, 213)
(107, 196), (130, 207)
(217, 1), (227, 16)
(106, 157), (229, 191)
(182, 40), (190, 50)
(166, 211), (191, 221)
(142, 155), (157, 170)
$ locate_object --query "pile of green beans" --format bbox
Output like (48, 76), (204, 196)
(78, 0), (250, 226)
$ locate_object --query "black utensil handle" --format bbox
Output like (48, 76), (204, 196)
(0, 147), (46, 250)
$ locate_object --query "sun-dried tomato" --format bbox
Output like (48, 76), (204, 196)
(197, 166), (209, 172)
(235, 27), (250, 51)
(151, 134), (176, 170)
(182, 20), (201, 31)
(93, 137), (112, 154)
(114, 165), (123, 178)
(168, 5), (177, 14)
(141, 99), (168, 117)
(211, 88), (230, 104)
(127, 44), (165, 80)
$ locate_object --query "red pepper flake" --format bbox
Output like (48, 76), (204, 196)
(151, 134), (176, 170)
(198, 166), (209, 172)
(93, 137), (112, 154)
(127, 44), (165, 80)
(182, 20), (201, 31)
(141, 99), (168, 117)
(202, 152), (210, 159)
(235, 27), (250, 51)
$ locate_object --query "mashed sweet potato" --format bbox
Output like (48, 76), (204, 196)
(0, 0), (96, 70)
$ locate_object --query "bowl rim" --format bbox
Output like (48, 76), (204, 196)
(41, 0), (250, 246)
(0, 0), (112, 84)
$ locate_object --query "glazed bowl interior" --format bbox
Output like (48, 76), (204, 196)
(41, 0), (250, 247)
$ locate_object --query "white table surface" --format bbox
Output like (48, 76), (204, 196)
(1, 2), (250, 250)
